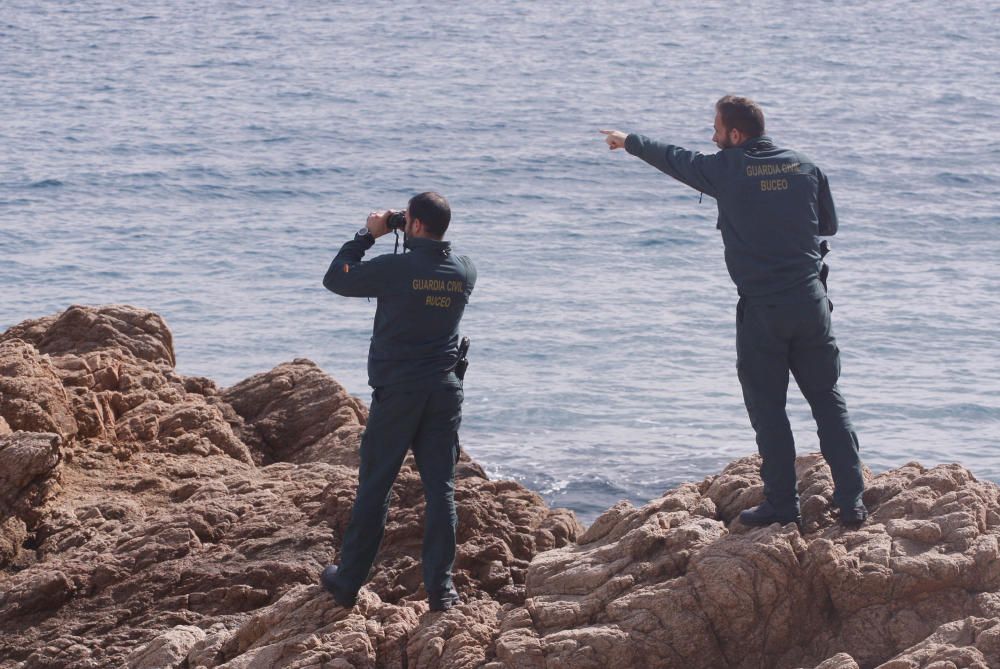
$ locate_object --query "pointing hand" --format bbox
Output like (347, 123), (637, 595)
(600, 129), (627, 150)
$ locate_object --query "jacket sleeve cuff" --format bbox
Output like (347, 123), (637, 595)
(354, 232), (376, 249)
(624, 133), (643, 156)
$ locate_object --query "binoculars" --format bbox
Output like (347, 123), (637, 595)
(387, 210), (407, 231)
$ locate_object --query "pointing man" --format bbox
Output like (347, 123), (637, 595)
(600, 96), (867, 527)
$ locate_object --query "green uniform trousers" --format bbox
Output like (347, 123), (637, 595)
(736, 295), (864, 514)
(332, 383), (462, 599)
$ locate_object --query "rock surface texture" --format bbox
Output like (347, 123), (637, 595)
(492, 454), (1000, 669)
(1, 305), (998, 669)
(0, 306), (580, 669)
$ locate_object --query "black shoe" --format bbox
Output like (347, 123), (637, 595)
(320, 565), (358, 608)
(839, 504), (868, 528)
(428, 587), (461, 612)
(738, 501), (801, 527)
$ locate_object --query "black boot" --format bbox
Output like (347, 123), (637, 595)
(739, 500), (801, 527)
(838, 504), (868, 528)
(428, 586), (461, 612)
(320, 565), (358, 608)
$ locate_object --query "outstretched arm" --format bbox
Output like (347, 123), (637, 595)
(600, 129), (720, 198)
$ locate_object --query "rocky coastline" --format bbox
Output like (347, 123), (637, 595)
(1, 305), (998, 668)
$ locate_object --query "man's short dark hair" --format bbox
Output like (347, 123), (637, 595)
(408, 191), (451, 239)
(716, 95), (766, 138)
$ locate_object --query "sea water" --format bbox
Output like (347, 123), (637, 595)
(2, 1), (998, 522)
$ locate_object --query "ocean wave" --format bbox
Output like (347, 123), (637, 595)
(28, 178), (64, 188)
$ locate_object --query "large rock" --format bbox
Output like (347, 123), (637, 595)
(222, 359), (367, 466)
(195, 584), (506, 669)
(0, 339), (77, 440)
(1, 304), (175, 366)
(493, 456), (1000, 669)
(3, 304), (999, 669)
(207, 586), (420, 668)
(0, 444), (578, 667)
(873, 616), (1000, 668)
(319, 469), (583, 607)
(1, 305), (253, 464)
(0, 306), (581, 668)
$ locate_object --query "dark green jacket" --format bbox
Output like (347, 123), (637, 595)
(625, 133), (837, 300)
(323, 235), (476, 389)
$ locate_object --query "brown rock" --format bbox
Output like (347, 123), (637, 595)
(0, 432), (62, 515)
(1, 306), (256, 464)
(0, 431), (62, 568)
(809, 653), (860, 669)
(221, 358), (367, 466)
(190, 586), (506, 669)
(0, 306), (580, 669)
(0, 516), (28, 570)
(494, 457), (1000, 669)
(206, 586), (420, 669)
(117, 398), (254, 464)
(0, 452), (358, 666)
(126, 624), (207, 669)
(7, 304), (999, 669)
(406, 600), (504, 668)
(704, 452), (860, 534)
(808, 617), (1000, 669)
(875, 616), (1000, 668)
(701, 454), (764, 522)
(0, 339), (78, 440)
(318, 470), (583, 607)
(1, 304), (175, 366)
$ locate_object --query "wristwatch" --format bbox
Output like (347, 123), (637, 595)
(356, 226), (374, 240)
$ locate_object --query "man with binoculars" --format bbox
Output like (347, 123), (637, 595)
(601, 95), (867, 529)
(320, 191), (476, 611)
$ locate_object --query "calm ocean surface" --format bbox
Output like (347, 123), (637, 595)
(2, 1), (998, 523)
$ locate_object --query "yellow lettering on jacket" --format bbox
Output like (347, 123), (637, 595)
(412, 279), (465, 293)
(412, 279), (445, 291)
(760, 178), (789, 191)
(425, 295), (452, 308)
(746, 162), (801, 177)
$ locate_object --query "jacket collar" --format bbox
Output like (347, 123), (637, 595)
(739, 135), (775, 152)
(404, 236), (452, 255)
